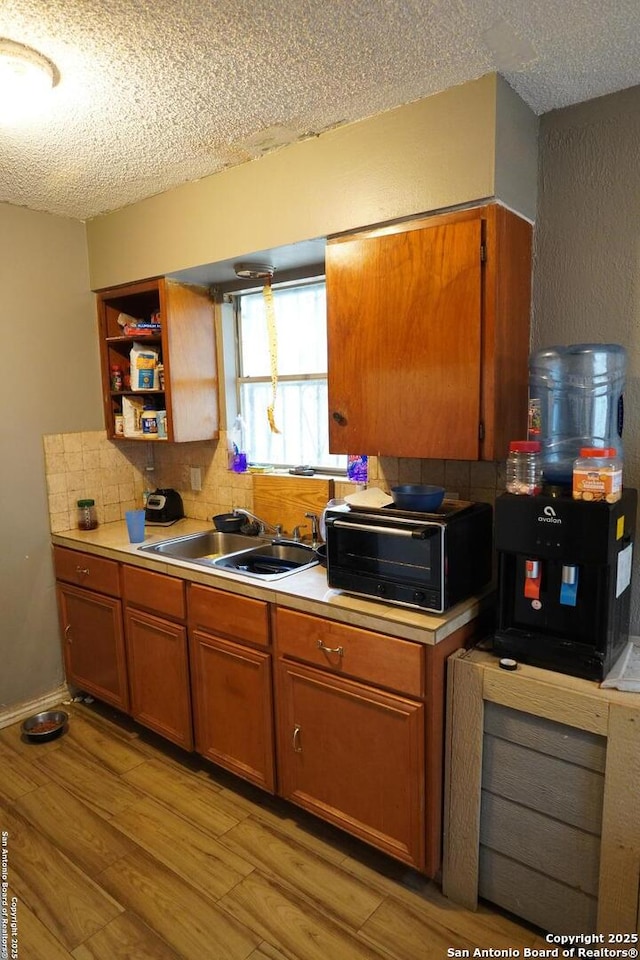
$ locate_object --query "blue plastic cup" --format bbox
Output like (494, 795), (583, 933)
(125, 509), (146, 543)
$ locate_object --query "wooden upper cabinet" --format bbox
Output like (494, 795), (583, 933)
(96, 276), (219, 443)
(326, 204), (532, 461)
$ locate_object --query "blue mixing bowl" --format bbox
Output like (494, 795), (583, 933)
(390, 484), (445, 511)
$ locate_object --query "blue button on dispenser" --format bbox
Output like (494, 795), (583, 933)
(560, 564), (578, 607)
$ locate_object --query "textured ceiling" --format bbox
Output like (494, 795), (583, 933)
(1, 0), (640, 221)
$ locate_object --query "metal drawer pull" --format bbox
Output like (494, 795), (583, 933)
(75, 566), (90, 575)
(317, 639), (344, 657)
(293, 724), (302, 752)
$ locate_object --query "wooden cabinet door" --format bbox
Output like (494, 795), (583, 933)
(125, 608), (193, 750)
(190, 629), (275, 792)
(276, 659), (426, 870)
(57, 583), (129, 712)
(327, 215), (483, 459)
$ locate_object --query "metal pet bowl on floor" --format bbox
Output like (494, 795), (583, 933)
(21, 709), (69, 743)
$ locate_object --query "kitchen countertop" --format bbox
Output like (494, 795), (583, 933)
(51, 518), (494, 646)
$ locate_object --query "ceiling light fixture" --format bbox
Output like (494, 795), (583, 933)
(233, 262), (275, 280)
(0, 38), (57, 122)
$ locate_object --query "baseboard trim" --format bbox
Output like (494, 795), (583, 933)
(0, 684), (70, 730)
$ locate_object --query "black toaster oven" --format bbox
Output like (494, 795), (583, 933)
(325, 500), (493, 613)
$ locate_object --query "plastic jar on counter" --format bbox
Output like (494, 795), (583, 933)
(506, 440), (543, 495)
(77, 499), (98, 530)
(572, 447), (622, 502)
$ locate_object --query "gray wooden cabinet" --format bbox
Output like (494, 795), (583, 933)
(443, 648), (640, 936)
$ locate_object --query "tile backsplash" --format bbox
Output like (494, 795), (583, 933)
(43, 430), (504, 533)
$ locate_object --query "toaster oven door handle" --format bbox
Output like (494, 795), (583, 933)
(331, 519), (437, 540)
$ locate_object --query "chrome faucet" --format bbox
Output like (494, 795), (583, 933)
(233, 508), (283, 538)
(304, 512), (321, 549)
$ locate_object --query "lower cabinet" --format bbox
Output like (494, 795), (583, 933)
(190, 629), (275, 791)
(276, 657), (426, 869)
(274, 607), (428, 870)
(188, 583), (275, 792)
(122, 565), (192, 750)
(124, 608), (192, 749)
(57, 582), (129, 712)
(53, 543), (473, 877)
(54, 547), (129, 712)
(274, 606), (471, 876)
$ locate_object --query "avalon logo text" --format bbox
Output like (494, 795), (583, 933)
(538, 505), (562, 524)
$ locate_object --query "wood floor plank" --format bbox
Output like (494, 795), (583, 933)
(218, 871), (392, 960)
(359, 888), (540, 958)
(343, 851), (541, 946)
(0, 722), (65, 761)
(12, 781), (135, 876)
(33, 741), (144, 818)
(98, 848), (260, 960)
(122, 757), (244, 835)
(68, 701), (143, 742)
(110, 795), (254, 898)
(220, 816), (384, 929)
(1, 805), (123, 951)
(341, 848), (436, 903)
(359, 895), (477, 959)
(216, 781), (355, 867)
(71, 911), (182, 960)
(0, 737), (51, 801)
(9, 899), (73, 960)
(248, 944), (291, 960)
(63, 713), (148, 774)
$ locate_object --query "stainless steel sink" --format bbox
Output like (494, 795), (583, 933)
(139, 531), (270, 561)
(213, 542), (318, 579)
(138, 531), (318, 580)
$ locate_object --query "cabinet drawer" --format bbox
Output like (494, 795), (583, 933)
(275, 608), (424, 697)
(53, 546), (120, 598)
(122, 564), (186, 621)
(189, 583), (270, 647)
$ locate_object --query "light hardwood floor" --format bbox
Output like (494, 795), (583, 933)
(0, 701), (545, 960)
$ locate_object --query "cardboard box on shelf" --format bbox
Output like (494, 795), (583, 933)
(122, 396), (145, 437)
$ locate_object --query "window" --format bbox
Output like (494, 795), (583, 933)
(234, 279), (343, 470)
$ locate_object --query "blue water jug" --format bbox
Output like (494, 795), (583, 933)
(528, 343), (626, 485)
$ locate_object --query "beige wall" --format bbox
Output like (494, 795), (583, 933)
(533, 84), (640, 631)
(0, 203), (102, 711)
(86, 74), (538, 290)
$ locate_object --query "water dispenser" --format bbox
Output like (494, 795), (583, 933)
(528, 343), (626, 485)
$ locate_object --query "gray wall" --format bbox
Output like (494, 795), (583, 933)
(533, 84), (640, 632)
(0, 203), (102, 711)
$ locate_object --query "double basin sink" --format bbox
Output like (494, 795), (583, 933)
(139, 530), (318, 581)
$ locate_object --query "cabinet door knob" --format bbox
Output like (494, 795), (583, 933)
(332, 411), (347, 426)
(64, 624), (73, 644)
(75, 566), (90, 576)
(317, 639), (344, 658)
(292, 724), (302, 753)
